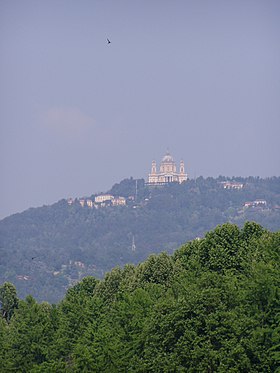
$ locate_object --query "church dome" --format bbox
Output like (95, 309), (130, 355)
(147, 151), (188, 185)
(161, 152), (174, 163)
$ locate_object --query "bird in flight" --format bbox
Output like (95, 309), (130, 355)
(107, 38), (111, 44)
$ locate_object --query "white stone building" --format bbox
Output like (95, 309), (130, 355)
(147, 152), (188, 185)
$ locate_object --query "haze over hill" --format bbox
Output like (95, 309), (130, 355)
(1, 175), (279, 303)
(1, 0), (280, 219)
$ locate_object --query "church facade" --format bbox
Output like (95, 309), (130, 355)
(147, 152), (188, 185)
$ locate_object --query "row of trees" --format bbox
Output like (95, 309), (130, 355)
(1, 222), (280, 372)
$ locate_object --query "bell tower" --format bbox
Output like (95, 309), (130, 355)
(148, 160), (158, 184)
(179, 160), (187, 183)
(151, 160), (157, 174)
(180, 160), (185, 174)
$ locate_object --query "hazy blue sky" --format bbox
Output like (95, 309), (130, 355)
(1, 0), (280, 219)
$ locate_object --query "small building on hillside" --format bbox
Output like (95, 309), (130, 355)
(86, 199), (94, 208)
(95, 194), (114, 204)
(67, 198), (74, 205)
(244, 199), (267, 208)
(95, 194), (126, 207)
(112, 197), (126, 206)
(221, 181), (244, 190)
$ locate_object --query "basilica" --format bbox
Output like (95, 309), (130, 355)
(147, 152), (188, 185)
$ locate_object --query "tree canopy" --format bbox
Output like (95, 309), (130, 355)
(1, 222), (280, 372)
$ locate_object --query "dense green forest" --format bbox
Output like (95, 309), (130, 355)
(0, 176), (280, 302)
(1, 222), (280, 372)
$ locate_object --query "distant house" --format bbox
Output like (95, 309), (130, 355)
(74, 261), (85, 268)
(79, 199), (85, 207)
(86, 199), (94, 208)
(95, 194), (114, 204)
(244, 201), (254, 208)
(112, 197), (126, 206)
(254, 199), (267, 206)
(67, 198), (74, 205)
(94, 194), (126, 207)
(244, 199), (267, 208)
(16, 275), (31, 281)
(221, 181), (244, 190)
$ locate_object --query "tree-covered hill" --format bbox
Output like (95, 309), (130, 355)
(0, 176), (279, 303)
(1, 222), (280, 372)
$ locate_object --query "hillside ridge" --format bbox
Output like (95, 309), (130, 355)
(0, 176), (279, 303)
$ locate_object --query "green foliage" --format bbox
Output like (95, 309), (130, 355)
(94, 265), (136, 303)
(136, 252), (176, 287)
(4, 296), (57, 372)
(241, 221), (266, 241)
(108, 177), (148, 200)
(1, 223), (280, 371)
(0, 282), (19, 322)
(198, 223), (246, 272)
(66, 276), (98, 298)
(0, 316), (8, 369)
